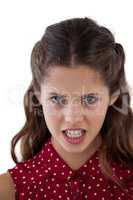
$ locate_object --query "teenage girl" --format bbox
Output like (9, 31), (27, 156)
(0, 17), (133, 200)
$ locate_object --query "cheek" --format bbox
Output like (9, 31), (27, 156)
(85, 103), (108, 125)
(42, 105), (62, 134)
(42, 104), (62, 122)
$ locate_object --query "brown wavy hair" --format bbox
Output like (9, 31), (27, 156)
(11, 17), (133, 193)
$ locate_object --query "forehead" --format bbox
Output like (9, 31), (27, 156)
(41, 66), (107, 95)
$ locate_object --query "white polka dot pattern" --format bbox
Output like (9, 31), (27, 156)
(8, 137), (133, 199)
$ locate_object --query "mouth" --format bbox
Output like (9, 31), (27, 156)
(62, 129), (86, 144)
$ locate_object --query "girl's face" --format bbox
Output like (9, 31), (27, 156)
(39, 66), (117, 154)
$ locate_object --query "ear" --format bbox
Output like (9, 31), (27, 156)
(109, 91), (120, 106)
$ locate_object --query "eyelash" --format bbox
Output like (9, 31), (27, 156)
(49, 95), (98, 106)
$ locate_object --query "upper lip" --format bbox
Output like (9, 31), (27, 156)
(62, 128), (86, 132)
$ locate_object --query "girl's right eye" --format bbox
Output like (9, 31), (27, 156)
(50, 96), (67, 106)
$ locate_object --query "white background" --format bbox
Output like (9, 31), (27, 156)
(0, 0), (133, 174)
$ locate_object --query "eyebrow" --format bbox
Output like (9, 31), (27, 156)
(48, 92), (99, 97)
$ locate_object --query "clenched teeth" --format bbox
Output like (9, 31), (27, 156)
(64, 130), (85, 138)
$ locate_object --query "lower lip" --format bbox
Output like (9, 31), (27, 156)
(62, 131), (86, 144)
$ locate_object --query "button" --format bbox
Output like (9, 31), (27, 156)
(68, 179), (81, 199)
(72, 190), (80, 200)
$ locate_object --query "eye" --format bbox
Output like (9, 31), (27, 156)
(82, 95), (98, 106)
(50, 96), (67, 106)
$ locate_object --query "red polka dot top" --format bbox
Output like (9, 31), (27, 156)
(8, 137), (133, 200)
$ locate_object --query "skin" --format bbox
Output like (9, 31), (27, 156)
(38, 66), (118, 170)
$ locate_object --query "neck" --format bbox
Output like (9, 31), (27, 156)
(51, 134), (102, 170)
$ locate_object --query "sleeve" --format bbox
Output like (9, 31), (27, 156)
(7, 162), (30, 199)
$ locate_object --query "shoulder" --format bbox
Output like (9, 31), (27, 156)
(0, 172), (15, 200)
(112, 162), (133, 180)
(6, 152), (46, 189)
(111, 162), (133, 197)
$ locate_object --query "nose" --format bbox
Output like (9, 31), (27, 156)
(63, 103), (84, 123)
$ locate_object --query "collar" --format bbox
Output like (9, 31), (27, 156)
(41, 137), (100, 181)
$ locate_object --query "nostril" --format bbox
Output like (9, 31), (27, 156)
(62, 130), (66, 134)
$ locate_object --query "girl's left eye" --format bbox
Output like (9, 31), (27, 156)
(82, 95), (98, 105)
